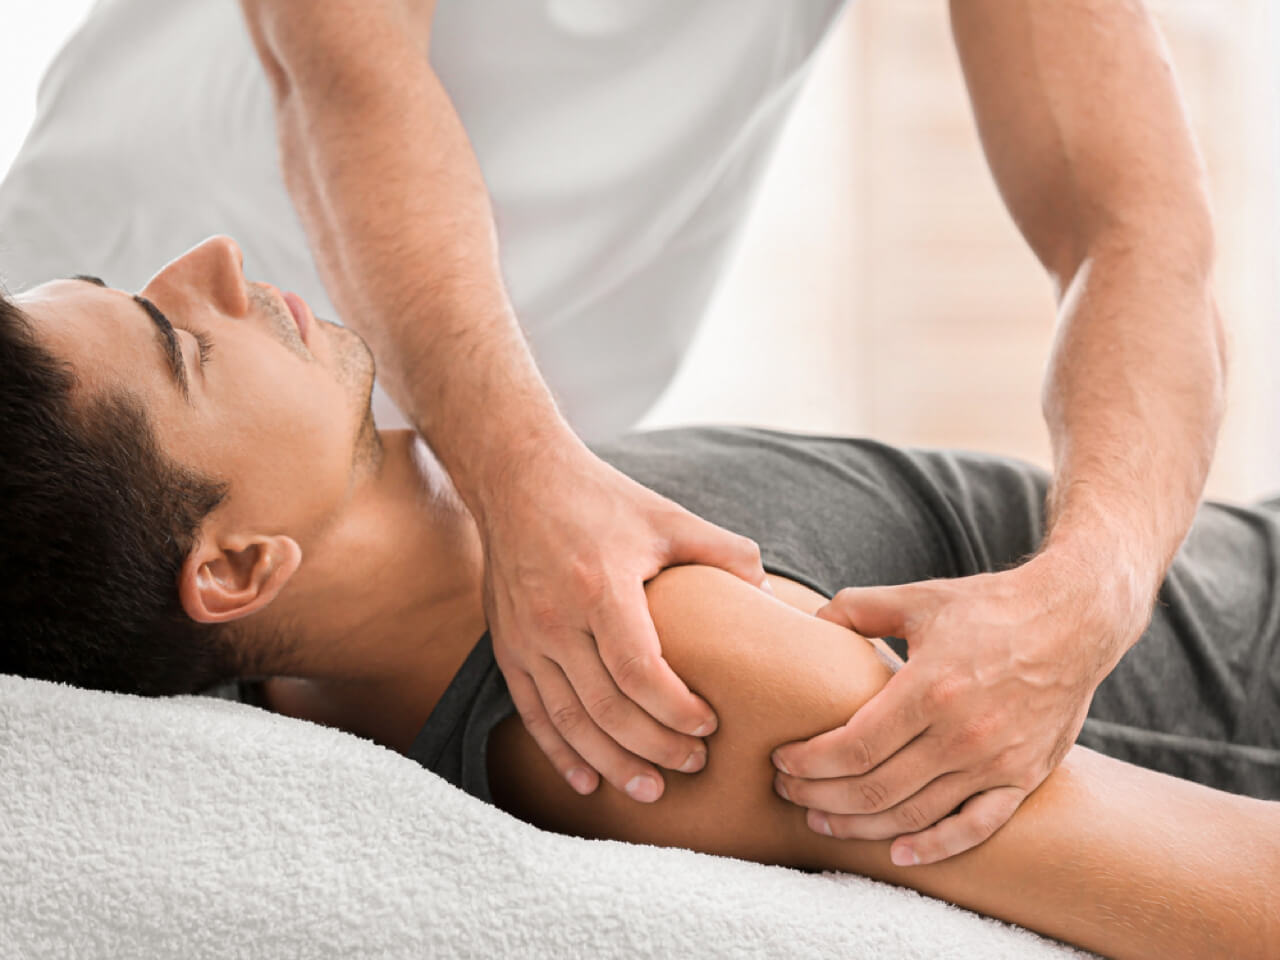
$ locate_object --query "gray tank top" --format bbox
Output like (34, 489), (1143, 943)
(402, 426), (1280, 804)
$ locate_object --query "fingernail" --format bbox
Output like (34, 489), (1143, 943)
(679, 749), (706, 774)
(760, 578), (776, 595)
(692, 719), (715, 737)
(625, 775), (660, 803)
(772, 751), (791, 775)
(891, 845), (919, 867)
(811, 812), (833, 837)
(773, 775), (789, 801)
(566, 768), (593, 795)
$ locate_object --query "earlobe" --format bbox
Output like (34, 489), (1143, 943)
(178, 533), (302, 624)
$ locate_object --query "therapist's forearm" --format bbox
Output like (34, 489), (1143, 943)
(244, 1), (577, 512)
(948, 0), (1226, 645)
(1039, 238), (1225, 641)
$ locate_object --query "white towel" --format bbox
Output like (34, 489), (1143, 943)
(0, 673), (1092, 959)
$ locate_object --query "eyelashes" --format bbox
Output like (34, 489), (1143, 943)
(174, 322), (214, 366)
(192, 329), (214, 365)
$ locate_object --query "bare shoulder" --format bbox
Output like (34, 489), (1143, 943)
(641, 565), (888, 718)
(487, 564), (894, 869)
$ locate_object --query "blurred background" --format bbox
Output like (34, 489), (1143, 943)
(4, 0), (1279, 501)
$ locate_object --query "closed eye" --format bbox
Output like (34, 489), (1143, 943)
(189, 328), (214, 366)
(172, 320), (214, 367)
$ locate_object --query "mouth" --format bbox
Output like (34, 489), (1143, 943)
(260, 281), (312, 347)
(282, 290), (313, 347)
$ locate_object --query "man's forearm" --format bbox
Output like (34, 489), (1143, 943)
(242, 1), (576, 510)
(949, 0), (1227, 643)
(1039, 234), (1225, 643)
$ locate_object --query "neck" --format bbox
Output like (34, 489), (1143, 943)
(256, 429), (488, 750)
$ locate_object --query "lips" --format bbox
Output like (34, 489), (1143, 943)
(282, 290), (312, 346)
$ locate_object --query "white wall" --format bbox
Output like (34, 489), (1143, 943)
(0, 1), (95, 179)
(648, 0), (1280, 503)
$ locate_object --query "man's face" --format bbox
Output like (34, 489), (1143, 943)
(16, 235), (381, 548)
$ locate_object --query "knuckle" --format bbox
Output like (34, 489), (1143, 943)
(928, 674), (968, 711)
(897, 800), (930, 833)
(991, 749), (1022, 781)
(612, 650), (653, 690)
(832, 587), (858, 606)
(855, 779), (890, 813)
(956, 713), (998, 749)
(988, 752), (1018, 783)
(569, 557), (608, 603)
(515, 705), (547, 736)
(549, 702), (585, 736)
(848, 736), (874, 775)
(584, 691), (625, 728)
(528, 599), (561, 632)
(966, 810), (1005, 844)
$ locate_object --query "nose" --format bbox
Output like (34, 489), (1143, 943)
(140, 235), (251, 317)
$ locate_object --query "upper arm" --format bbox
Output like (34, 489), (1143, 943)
(948, 0), (1213, 282)
(487, 564), (895, 871)
(486, 568), (1280, 955)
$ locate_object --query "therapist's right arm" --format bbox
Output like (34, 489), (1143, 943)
(236, 0), (771, 804)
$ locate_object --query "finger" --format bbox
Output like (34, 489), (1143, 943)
(500, 658), (600, 797)
(526, 641), (686, 803)
(889, 785), (1026, 866)
(662, 511), (771, 592)
(775, 727), (956, 817)
(782, 770), (977, 841)
(772, 665), (928, 779)
(591, 580), (720, 739)
(815, 585), (914, 638)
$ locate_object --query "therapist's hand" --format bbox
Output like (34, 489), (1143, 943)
(770, 553), (1147, 866)
(478, 435), (771, 803)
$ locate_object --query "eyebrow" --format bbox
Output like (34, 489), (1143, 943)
(67, 274), (191, 404)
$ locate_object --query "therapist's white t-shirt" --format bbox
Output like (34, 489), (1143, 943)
(0, 0), (844, 440)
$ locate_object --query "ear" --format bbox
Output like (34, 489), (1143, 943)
(177, 532), (302, 624)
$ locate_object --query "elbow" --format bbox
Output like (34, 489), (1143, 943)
(258, 49), (292, 105)
(238, 0), (435, 111)
(236, 1), (291, 103)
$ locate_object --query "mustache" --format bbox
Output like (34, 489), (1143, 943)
(249, 285), (307, 357)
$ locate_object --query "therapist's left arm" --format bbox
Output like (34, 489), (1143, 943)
(771, 0), (1226, 866)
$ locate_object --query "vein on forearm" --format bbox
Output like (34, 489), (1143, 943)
(951, 0), (1225, 602)
(1041, 240), (1224, 594)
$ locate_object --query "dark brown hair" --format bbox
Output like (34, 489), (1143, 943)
(0, 288), (267, 695)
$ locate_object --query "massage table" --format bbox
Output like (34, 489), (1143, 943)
(1, 672), (1092, 958)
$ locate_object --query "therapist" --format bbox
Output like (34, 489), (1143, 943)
(4, 0), (1221, 867)
(232, 0), (1225, 867)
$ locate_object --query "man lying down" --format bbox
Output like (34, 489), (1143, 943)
(1, 235), (1276, 958)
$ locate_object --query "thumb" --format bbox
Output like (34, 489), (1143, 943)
(663, 512), (770, 591)
(816, 584), (913, 638)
